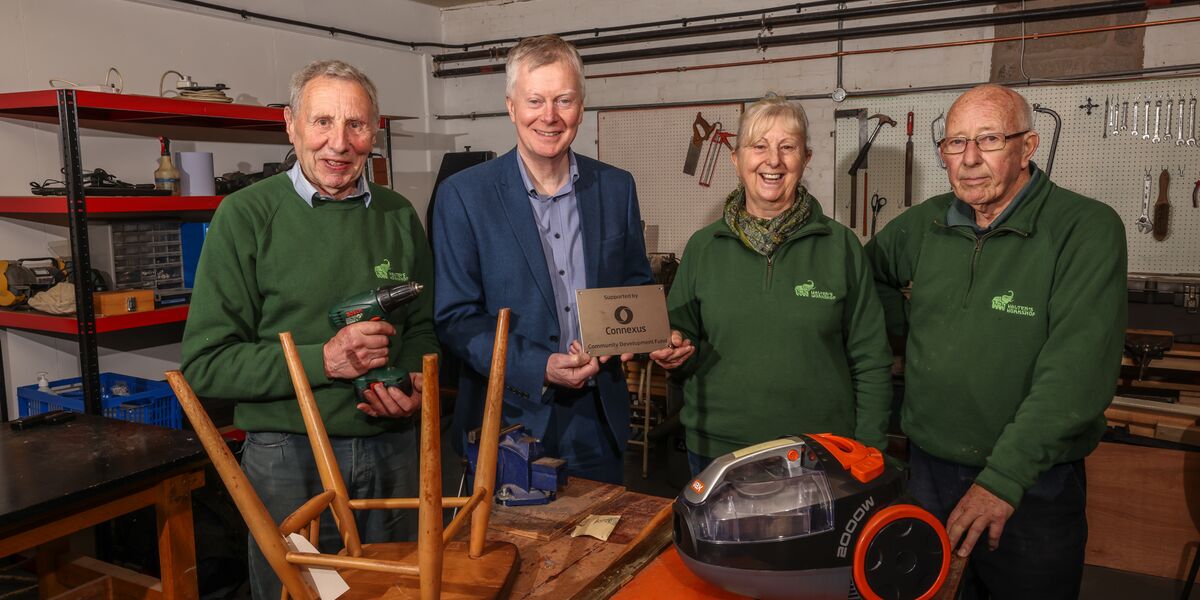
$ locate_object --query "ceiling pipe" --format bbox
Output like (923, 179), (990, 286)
(587, 14), (1200, 80)
(449, 0), (872, 53)
(434, 60), (1200, 120)
(433, 0), (995, 64)
(433, 0), (1147, 78)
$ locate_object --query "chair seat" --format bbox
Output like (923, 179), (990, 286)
(337, 540), (520, 600)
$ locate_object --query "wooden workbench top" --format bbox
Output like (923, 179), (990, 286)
(470, 478), (672, 600)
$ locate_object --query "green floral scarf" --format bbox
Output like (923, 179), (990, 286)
(723, 183), (813, 257)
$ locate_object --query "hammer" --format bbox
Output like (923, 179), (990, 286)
(847, 113), (895, 235)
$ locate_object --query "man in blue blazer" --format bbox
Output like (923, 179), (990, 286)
(432, 35), (693, 484)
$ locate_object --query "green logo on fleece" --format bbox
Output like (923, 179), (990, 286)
(373, 258), (408, 282)
(794, 280), (835, 300)
(991, 290), (1035, 317)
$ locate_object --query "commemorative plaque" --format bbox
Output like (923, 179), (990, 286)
(575, 284), (670, 356)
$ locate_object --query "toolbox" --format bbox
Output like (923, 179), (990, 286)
(93, 289), (155, 316)
(17, 372), (182, 430)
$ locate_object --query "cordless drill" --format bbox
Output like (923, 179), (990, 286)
(327, 282), (424, 399)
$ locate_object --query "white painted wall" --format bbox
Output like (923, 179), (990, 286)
(437, 0), (1200, 218)
(2, 0), (1198, 415)
(0, 0), (443, 414)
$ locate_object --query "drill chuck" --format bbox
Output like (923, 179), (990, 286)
(378, 282), (423, 313)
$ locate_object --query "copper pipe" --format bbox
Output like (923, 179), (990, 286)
(588, 16), (1200, 80)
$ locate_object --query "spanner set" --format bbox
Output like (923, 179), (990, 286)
(1105, 93), (1197, 147)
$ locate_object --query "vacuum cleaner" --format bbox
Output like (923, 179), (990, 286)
(673, 434), (950, 600)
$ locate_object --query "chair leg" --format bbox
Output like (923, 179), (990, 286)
(419, 354), (444, 600)
(471, 309), (510, 558)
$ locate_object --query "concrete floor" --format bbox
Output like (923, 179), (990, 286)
(623, 435), (1200, 600)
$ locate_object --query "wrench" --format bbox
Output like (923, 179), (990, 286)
(1151, 98), (1161, 143)
(1136, 169), (1153, 234)
(1105, 96), (1114, 138)
(1164, 98), (1173, 142)
(1142, 98), (1151, 141)
(1178, 96), (1186, 147)
(1188, 96), (1197, 147)
(1121, 98), (1129, 131)
(1131, 97), (1139, 137)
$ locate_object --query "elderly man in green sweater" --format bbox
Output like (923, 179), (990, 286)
(181, 60), (437, 600)
(867, 84), (1126, 599)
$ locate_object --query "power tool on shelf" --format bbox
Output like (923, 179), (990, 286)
(327, 282), (424, 398)
(0, 258), (67, 307)
(674, 433), (951, 600)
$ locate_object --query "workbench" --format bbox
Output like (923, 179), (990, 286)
(0, 413), (207, 600)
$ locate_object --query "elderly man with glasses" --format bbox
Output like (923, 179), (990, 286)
(866, 84), (1126, 599)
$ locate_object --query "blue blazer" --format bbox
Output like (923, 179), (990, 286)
(432, 149), (653, 452)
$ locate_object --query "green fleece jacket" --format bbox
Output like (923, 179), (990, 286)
(667, 200), (893, 458)
(180, 174), (438, 436)
(866, 167), (1126, 508)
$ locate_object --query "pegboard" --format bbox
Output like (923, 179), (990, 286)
(598, 104), (744, 256)
(834, 77), (1200, 274)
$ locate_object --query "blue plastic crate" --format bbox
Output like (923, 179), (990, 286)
(17, 372), (182, 430)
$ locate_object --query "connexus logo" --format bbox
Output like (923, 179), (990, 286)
(794, 280), (836, 300)
(990, 290), (1036, 317)
(614, 306), (634, 324)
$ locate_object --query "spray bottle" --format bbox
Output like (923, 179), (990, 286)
(154, 136), (181, 196)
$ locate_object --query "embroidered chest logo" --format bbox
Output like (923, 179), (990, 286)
(794, 280), (836, 301)
(990, 290), (1036, 317)
(373, 258), (408, 282)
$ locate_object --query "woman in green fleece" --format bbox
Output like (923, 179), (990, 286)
(666, 95), (894, 475)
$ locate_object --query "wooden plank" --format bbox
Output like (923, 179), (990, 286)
(492, 490), (671, 600)
(0, 485), (160, 557)
(46, 575), (111, 600)
(569, 506), (673, 600)
(58, 556), (163, 600)
(1084, 442), (1200, 580)
(1112, 396), (1200, 417)
(1104, 407), (1198, 429)
(1118, 378), (1200, 393)
(1156, 423), (1200, 446)
(155, 471), (202, 600)
(37, 538), (70, 600)
(487, 478), (624, 542)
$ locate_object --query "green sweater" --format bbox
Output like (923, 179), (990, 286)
(866, 167), (1126, 508)
(667, 201), (893, 458)
(181, 174), (439, 436)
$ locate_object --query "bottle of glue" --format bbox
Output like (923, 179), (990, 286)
(37, 372), (55, 395)
(154, 136), (181, 196)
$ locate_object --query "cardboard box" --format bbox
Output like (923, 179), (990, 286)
(94, 289), (154, 316)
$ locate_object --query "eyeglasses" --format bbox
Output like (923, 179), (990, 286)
(937, 130), (1029, 155)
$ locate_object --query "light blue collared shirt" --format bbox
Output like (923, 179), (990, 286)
(517, 152), (584, 354)
(287, 162), (372, 207)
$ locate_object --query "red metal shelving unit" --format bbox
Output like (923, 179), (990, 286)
(0, 90), (285, 130)
(0, 306), (189, 335)
(0, 196), (224, 216)
(0, 90), (290, 419)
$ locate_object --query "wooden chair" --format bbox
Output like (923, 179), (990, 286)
(166, 308), (518, 600)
